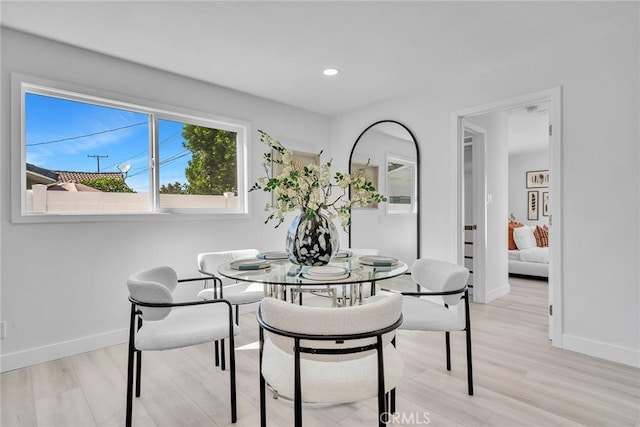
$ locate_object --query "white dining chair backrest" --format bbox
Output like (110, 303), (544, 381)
(127, 266), (178, 321)
(198, 249), (259, 283)
(410, 258), (470, 306)
(259, 292), (402, 362)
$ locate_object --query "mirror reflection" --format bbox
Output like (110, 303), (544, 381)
(349, 121), (420, 266)
(386, 154), (417, 214)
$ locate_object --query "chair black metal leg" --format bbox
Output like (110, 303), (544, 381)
(125, 304), (137, 427)
(221, 338), (226, 371)
(235, 305), (240, 325)
(445, 331), (451, 371)
(214, 340), (220, 367)
(466, 328), (474, 396)
(376, 336), (386, 427)
(464, 290), (474, 396)
(135, 350), (142, 397)
(390, 335), (397, 414)
(126, 347), (135, 427)
(259, 328), (267, 427)
(294, 339), (302, 427)
(228, 325), (237, 423)
(390, 388), (396, 413)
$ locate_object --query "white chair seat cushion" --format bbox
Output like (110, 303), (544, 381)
(198, 282), (264, 305)
(135, 304), (240, 351)
(261, 338), (404, 404)
(400, 296), (465, 331)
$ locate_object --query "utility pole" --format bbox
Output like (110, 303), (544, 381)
(87, 154), (108, 172)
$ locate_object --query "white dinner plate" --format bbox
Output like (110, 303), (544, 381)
(302, 272), (350, 281)
(301, 266), (350, 281)
(305, 266), (348, 275)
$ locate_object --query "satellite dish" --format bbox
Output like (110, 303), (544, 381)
(119, 164), (131, 173)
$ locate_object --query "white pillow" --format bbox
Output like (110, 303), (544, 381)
(513, 225), (537, 250)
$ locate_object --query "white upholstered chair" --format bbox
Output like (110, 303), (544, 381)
(399, 258), (474, 395)
(257, 293), (404, 426)
(197, 249), (265, 322)
(197, 249), (265, 367)
(125, 266), (239, 426)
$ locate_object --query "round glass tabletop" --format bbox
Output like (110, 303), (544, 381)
(217, 256), (408, 287)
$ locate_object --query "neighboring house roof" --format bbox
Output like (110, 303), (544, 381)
(26, 163), (59, 181)
(47, 182), (102, 192)
(54, 170), (124, 182)
(26, 163), (125, 183)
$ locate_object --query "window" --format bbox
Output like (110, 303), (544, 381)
(18, 80), (248, 219)
(386, 154), (417, 214)
(156, 118), (239, 209)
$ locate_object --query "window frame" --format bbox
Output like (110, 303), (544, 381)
(11, 73), (251, 223)
(385, 152), (418, 215)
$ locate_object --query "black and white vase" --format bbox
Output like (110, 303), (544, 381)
(285, 211), (339, 266)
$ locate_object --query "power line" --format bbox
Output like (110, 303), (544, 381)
(127, 150), (191, 178)
(101, 131), (181, 171)
(26, 121), (146, 146)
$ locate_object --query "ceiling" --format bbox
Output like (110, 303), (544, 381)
(0, 1), (627, 118)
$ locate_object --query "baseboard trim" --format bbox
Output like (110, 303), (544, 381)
(485, 282), (510, 303)
(562, 333), (640, 368)
(0, 328), (129, 373)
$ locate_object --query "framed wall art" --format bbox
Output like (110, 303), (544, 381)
(526, 170), (549, 188)
(528, 190), (539, 220)
(542, 191), (549, 217)
(271, 149), (320, 206)
(350, 162), (380, 209)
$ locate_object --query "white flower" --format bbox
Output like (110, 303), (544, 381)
(250, 130), (386, 229)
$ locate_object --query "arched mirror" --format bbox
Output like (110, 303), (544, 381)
(348, 120), (420, 266)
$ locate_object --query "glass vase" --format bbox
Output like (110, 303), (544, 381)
(285, 211), (339, 266)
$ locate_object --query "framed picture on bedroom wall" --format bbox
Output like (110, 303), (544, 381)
(542, 191), (549, 217)
(528, 190), (539, 220)
(526, 170), (549, 188)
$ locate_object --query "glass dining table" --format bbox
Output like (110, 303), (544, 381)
(217, 255), (408, 306)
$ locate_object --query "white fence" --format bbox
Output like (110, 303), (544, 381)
(27, 184), (237, 212)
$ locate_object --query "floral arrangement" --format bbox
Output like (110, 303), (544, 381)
(250, 130), (386, 230)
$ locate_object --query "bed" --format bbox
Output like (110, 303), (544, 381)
(509, 247), (548, 278)
(508, 222), (549, 278)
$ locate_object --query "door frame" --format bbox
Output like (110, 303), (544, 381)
(452, 86), (563, 346)
(462, 121), (487, 303)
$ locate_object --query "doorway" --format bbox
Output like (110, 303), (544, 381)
(462, 123), (487, 303)
(453, 87), (563, 346)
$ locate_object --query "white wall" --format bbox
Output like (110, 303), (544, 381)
(331, 6), (639, 366)
(0, 29), (330, 371)
(509, 150), (549, 227)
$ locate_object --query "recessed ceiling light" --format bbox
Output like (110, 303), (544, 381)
(322, 68), (339, 76)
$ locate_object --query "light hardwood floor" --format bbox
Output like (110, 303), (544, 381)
(2, 277), (639, 426)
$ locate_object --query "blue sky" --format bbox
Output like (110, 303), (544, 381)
(25, 93), (190, 192)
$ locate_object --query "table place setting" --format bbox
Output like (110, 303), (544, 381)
(358, 255), (400, 267)
(256, 251), (289, 260)
(333, 250), (353, 259)
(301, 265), (350, 281)
(228, 259), (271, 270)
